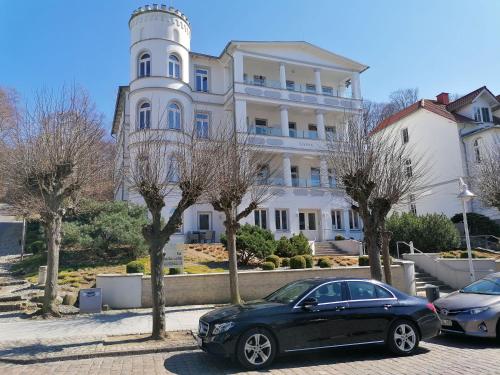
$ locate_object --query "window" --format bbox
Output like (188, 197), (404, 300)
(322, 86), (334, 96)
(254, 118), (268, 134)
(138, 53), (151, 77)
(308, 124), (318, 139)
(275, 209), (288, 231)
(286, 80), (295, 91)
(288, 122), (297, 138)
(168, 54), (181, 78)
(168, 102), (181, 130)
(328, 168), (336, 187)
(310, 167), (321, 187)
(138, 102), (151, 129)
(473, 139), (481, 163)
(299, 212), (306, 230)
(409, 194), (417, 215)
(306, 83), (316, 93)
(349, 210), (360, 230)
(347, 281), (394, 300)
(299, 212), (317, 231)
(402, 128), (409, 144)
(331, 210), (343, 230)
(481, 107), (491, 123)
(291, 166), (299, 186)
(167, 158), (180, 182)
(198, 212), (211, 231)
(195, 112), (209, 138)
(254, 209), (267, 229)
(195, 68), (209, 92)
(311, 282), (343, 304)
(253, 75), (266, 86)
(405, 159), (413, 177)
(325, 126), (336, 141)
(308, 213), (317, 230)
(256, 164), (270, 185)
(474, 107), (481, 122)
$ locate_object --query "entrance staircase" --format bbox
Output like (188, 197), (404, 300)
(314, 241), (349, 256)
(414, 266), (453, 295)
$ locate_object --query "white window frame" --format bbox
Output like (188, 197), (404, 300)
(197, 212), (212, 231)
(138, 101), (151, 130)
(275, 209), (288, 231)
(168, 54), (181, 79)
(409, 194), (417, 215)
(168, 102), (182, 130)
(310, 167), (321, 187)
(473, 107), (481, 122)
(331, 210), (343, 230)
(326, 126), (337, 141)
(195, 66), (209, 92)
(349, 210), (360, 230)
(473, 138), (481, 163)
(138, 53), (151, 78)
(253, 75), (266, 86)
(306, 83), (316, 93)
(481, 107), (491, 123)
(405, 159), (413, 177)
(254, 209), (268, 229)
(402, 128), (409, 144)
(195, 112), (210, 139)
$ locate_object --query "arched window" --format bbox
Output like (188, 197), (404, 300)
(405, 159), (413, 177)
(473, 139), (481, 163)
(168, 54), (181, 79)
(138, 53), (151, 77)
(138, 102), (151, 129)
(168, 102), (181, 130)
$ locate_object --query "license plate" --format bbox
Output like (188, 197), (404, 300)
(196, 336), (203, 347)
(441, 319), (452, 326)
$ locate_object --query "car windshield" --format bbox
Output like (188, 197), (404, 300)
(460, 277), (500, 295)
(265, 280), (317, 304)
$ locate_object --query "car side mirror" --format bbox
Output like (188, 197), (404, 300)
(300, 297), (318, 309)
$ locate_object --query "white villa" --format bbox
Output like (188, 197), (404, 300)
(112, 4), (369, 243)
(373, 87), (500, 222)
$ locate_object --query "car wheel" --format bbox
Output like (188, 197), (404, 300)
(236, 327), (276, 370)
(387, 320), (420, 355)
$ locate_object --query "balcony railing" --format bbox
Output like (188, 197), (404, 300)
(244, 77), (353, 99)
(249, 126), (319, 140)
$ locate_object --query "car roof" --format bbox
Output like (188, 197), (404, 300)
(298, 277), (372, 285)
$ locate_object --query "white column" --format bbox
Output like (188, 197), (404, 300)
(343, 209), (351, 238)
(280, 105), (289, 137)
(283, 153), (292, 187)
(233, 52), (244, 82)
(315, 109), (326, 140)
(234, 99), (247, 132)
(279, 63), (286, 89)
(351, 72), (361, 99)
(314, 68), (322, 94)
(320, 157), (329, 188)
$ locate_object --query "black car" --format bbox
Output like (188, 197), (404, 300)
(197, 277), (440, 369)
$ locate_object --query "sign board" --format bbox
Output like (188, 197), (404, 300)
(79, 288), (102, 313)
(163, 243), (184, 270)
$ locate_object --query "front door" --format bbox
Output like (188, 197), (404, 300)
(298, 210), (319, 240)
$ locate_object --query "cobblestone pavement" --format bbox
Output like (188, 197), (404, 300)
(1, 335), (499, 375)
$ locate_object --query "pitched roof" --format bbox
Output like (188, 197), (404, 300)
(446, 86), (498, 112)
(372, 99), (474, 133)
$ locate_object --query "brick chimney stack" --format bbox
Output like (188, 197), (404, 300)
(436, 92), (450, 105)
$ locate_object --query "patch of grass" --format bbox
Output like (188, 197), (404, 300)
(184, 263), (226, 274)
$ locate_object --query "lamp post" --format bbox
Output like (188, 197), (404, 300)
(457, 178), (476, 282)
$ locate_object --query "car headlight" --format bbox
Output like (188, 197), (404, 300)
(212, 321), (235, 335)
(469, 307), (489, 315)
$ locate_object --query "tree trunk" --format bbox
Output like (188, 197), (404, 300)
(364, 223), (382, 281)
(43, 214), (62, 316)
(150, 242), (166, 339)
(381, 230), (392, 285)
(226, 216), (241, 305)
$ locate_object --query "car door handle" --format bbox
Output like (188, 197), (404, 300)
(384, 304), (393, 309)
(335, 306), (346, 311)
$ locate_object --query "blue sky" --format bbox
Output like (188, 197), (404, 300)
(1, 0), (499, 132)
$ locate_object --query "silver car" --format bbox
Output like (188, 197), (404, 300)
(434, 272), (500, 338)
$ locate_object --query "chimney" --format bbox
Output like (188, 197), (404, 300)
(436, 92), (450, 105)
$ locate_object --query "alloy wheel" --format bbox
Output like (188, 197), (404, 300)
(393, 323), (417, 352)
(243, 333), (272, 365)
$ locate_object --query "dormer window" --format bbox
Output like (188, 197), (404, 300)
(474, 106), (491, 123)
(481, 108), (491, 123)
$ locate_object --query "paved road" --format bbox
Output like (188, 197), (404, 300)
(0, 306), (212, 342)
(1, 335), (498, 374)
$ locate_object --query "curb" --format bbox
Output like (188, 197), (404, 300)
(0, 343), (199, 364)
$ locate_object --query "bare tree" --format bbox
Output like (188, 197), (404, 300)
(0, 87), (20, 199)
(126, 127), (217, 339)
(475, 142), (500, 210)
(327, 111), (426, 282)
(208, 126), (275, 304)
(0, 86), (105, 316)
(388, 88), (419, 112)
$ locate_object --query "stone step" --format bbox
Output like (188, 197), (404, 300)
(0, 301), (26, 312)
(415, 276), (436, 282)
(0, 294), (24, 302)
(0, 279), (27, 287)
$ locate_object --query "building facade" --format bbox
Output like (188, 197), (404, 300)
(112, 5), (369, 243)
(373, 87), (500, 222)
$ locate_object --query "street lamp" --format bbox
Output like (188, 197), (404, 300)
(457, 178), (476, 282)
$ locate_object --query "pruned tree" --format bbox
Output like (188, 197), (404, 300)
(475, 142), (500, 210)
(208, 126), (275, 304)
(126, 127), (217, 339)
(327, 111), (426, 282)
(0, 86), (106, 316)
(0, 87), (19, 199)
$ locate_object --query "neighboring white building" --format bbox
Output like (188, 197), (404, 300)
(372, 87), (500, 221)
(112, 5), (369, 244)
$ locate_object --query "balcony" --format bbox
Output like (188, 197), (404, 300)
(245, 78), (351, 98)
(248, 125), (319, 140)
